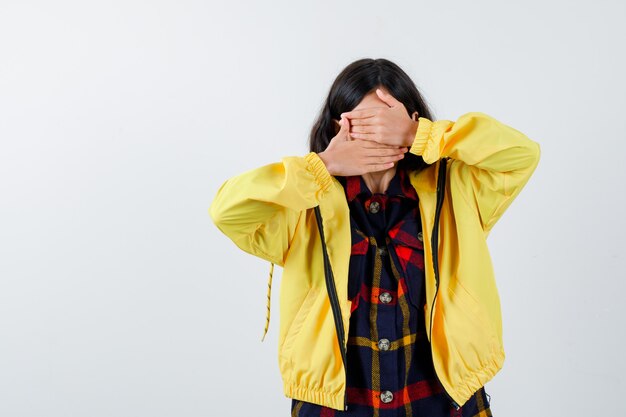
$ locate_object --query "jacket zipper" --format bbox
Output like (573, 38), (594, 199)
(428, 158), (461, 411)
(314, 206), (349, 411)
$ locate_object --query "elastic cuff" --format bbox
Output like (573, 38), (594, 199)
(410, 117), (453, 164)
(304, 152), (333, 195)
(409, 117), (433, 157)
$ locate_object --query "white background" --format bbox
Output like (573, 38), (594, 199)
(1, 1), (625, 416)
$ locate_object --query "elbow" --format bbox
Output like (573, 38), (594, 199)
(208, 200), (225, 230)
(208, 180), (231, 229)
(515, 134), (541, 172)
(529, 139), (541, 171)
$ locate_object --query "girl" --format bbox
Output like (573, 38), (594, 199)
(209, 58), (541, 416)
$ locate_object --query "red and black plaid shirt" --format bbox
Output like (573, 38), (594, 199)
(291, 168), (493, 417)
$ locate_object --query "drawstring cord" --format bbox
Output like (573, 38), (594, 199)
(261, 262), (275, 342)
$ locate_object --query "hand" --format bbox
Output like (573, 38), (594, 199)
(340, 88), (419, 148)
(318, 116), (407, 176)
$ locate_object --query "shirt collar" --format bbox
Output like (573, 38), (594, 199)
(338, 168), (418, 202)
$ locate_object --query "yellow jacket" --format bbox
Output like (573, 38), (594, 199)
(208, 111), (541, 411)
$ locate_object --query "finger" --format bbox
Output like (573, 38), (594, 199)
(365, 153), (405, 165)
(365, 161), (396, 172)
(349, 117), (379, 127)
(363, 150), (404, 157)
(351, 123), (385, 134)
(351, 123), (378, 134)
(329, 117), (347, 144)
(340, 117), (355, 141)
(350, 131), (380, 141)
(375, 88), (402, 107)
(360, 142), (407, 150)
(362, 146), (408, 153)
(340, 108), (378, 120)
(337, 116), (349, 136)
(351, 135), (404, 148)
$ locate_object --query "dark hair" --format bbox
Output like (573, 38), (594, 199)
(308, 58), (436, 173)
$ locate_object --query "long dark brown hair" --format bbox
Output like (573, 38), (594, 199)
(308, 58), (436, 173)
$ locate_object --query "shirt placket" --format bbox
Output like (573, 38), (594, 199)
(364, 193), (402, 416)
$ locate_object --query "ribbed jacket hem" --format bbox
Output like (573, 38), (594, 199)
(446, 343), (506, 408)
(284, 382), (345, 411)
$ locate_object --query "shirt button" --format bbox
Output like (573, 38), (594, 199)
(380, 390), (393, 403)
(368, 200), (380, 214)
(379, 292), (392, 304)
(417, 231), (423, 241)
(378, 338), (390, 351)
(377, 246), (388, 256)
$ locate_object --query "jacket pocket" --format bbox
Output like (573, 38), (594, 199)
(280, 286), (320, 360)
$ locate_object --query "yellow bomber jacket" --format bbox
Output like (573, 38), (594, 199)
(209, 111), (541, 411)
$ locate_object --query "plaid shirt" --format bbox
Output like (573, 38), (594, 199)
(291, 168), (493, 417)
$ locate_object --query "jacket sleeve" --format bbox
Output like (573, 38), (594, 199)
(208, 152), (333, 266)
(409, 111), (541, 235)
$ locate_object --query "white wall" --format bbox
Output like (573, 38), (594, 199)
(1, 1), (624, 416)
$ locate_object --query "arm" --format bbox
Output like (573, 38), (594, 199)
(209, 152), (332, 266)
(409, 111), (541, 235)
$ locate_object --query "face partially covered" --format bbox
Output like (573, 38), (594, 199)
(332, 88), (391, 135)
(332, 87), (418, 136)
